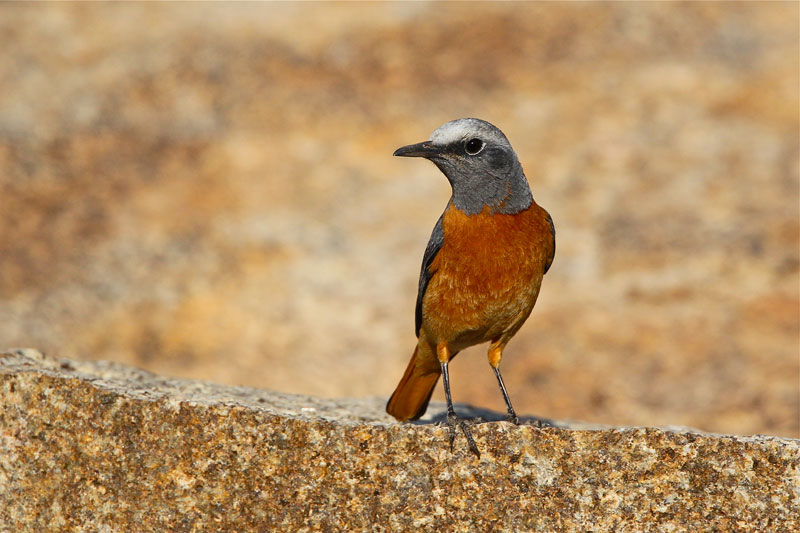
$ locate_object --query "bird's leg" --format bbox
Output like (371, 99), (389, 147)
(488, 343), (520, 425)
(437, 343), (481, 458)
(441, 361), (481, 458)
(492, 366), (520, 425)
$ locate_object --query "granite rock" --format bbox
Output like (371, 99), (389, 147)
(1, 349), (797, 531)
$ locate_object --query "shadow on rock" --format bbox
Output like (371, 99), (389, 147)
(411, 404), (556, 428)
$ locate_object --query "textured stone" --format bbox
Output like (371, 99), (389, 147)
(1, 349), (797, 531)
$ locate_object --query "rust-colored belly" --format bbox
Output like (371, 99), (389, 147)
(421, 202), (553, 350)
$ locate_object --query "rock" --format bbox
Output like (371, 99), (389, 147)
(1, 349), (798, 531)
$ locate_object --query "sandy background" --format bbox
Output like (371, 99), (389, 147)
(1, 3), (797, 437)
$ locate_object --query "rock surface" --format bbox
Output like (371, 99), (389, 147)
(2, 349), (798, 531)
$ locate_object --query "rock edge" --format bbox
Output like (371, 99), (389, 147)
(1, 349), (798, 531)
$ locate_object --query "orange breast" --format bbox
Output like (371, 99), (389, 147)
(421, 201), (554, 350)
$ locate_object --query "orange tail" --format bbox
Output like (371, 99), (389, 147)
(386, 341), (441, 422)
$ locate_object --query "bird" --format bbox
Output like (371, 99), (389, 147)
(385, 118), (555, 457)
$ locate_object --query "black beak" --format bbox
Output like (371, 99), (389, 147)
(393, 141), (442, 158)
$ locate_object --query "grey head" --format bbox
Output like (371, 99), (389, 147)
(394, 118), (532, 215)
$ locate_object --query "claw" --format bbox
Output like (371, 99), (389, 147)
(460, 419), (481, 458)
(444, 412), (480, 458)
(522, 417), (552, 428)
(438, 358), (481, 458)
(447, 413), (458, 451)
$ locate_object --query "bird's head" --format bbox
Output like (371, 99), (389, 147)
(394, 118), (532, 215)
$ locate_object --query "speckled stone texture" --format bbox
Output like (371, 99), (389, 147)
(1, 350), (798, 531)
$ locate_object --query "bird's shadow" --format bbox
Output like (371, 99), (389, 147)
(409, 403), (559, 428)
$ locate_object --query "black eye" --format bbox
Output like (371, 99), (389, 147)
(465, 138), (485, 155)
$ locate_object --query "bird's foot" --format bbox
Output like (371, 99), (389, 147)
(506, 412), (520, 425)
(445, 412), (481, 458)
(522, 417), (553, 428)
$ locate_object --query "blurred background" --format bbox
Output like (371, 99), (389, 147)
(1, 3), (797, 437)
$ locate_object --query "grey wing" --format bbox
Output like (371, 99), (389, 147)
(415, 214), (444, 337)
(543, 210), (556, 275)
